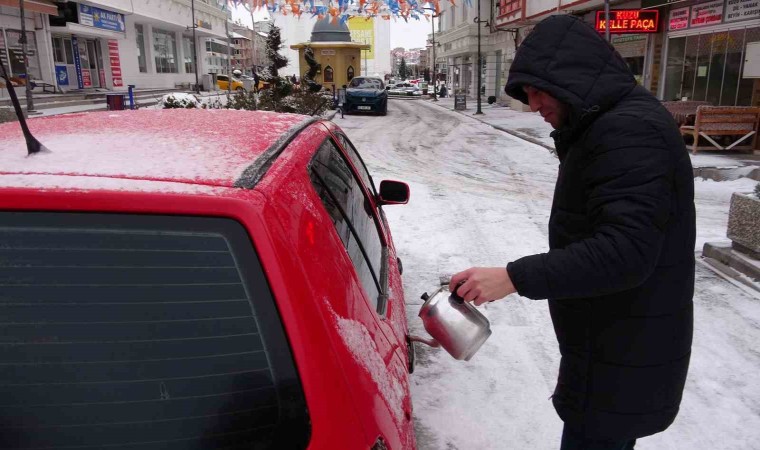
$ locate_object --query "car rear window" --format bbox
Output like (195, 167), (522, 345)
(0, 213), (309, 449)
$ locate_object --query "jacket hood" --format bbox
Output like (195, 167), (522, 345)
(505, 15), (636, 127)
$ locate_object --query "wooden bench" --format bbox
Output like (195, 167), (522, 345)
(662, 100), (711, 126)
(679, 106), (760, 153)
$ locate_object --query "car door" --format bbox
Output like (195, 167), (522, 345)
(308, 136), (414, 449)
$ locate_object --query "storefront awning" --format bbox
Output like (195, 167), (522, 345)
(0, 0), (57, 16)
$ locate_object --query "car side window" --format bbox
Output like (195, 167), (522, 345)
(309, 139), (385, 311)
(335, 133), (377, 196)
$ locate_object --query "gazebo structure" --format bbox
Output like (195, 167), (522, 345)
(291, 18), (371, 92)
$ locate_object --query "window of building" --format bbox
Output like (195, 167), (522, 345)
(4, 30), (41, 79)
(498, 0), (521, 17)
(153, 28), (177, 74)
(309, 139), (386, 311)
(183, 36), (195, 74)
(324, 65), (334, 82)
(135, 24), (147, 73)
(663, 27), (758, 105)
(347, 65), (354, 81)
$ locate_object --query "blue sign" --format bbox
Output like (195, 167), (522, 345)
(72, 37), (83, 89)
(79, 4), (126, 32)
(55, 65), (69, 86)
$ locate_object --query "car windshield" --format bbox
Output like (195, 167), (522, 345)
(349, 78), (383, 89)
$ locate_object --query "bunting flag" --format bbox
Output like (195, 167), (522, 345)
(228, 0), (465, 21)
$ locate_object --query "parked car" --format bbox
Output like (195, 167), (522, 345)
(216, 74), (245, 92)
(0, 110), (416, 449)
(388, 83), (422, 97)
(344, 76), (388, 115)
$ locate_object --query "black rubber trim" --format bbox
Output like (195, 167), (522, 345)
(234, 116), (319, 189)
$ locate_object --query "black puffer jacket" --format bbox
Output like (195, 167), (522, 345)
(505, 16), (696, 440)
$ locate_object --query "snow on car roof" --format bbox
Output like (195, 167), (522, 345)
(0, 109), (311, 191)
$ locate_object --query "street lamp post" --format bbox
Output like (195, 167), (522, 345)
(473, 0), (489, 115)
(423, 8), (443, 101)
(18, 0), (34, 112)
(189, 0), (200, 94)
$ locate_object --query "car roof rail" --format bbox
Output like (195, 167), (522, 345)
(234, 116), (318, 189)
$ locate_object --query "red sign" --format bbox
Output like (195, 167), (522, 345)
(108, 39), (123, 87)
(595, 10), (660, 33)
(82, 69), (92, 88)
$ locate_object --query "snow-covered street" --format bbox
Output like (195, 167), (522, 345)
(337, 99), (760, 450)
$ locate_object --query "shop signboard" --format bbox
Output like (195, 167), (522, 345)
(79, 4), (126, 32)
(108, 40), (123, 87)
(690, 0), (725, 27)
(595, 10), (660, 33)
(725, 0), (760, 22)
(454, 93), (466, 110)
(82, 69), (92, 88)
(72, 37), (84, 89)
(669, 6), (691, 30)
(55, 65), (69, 86)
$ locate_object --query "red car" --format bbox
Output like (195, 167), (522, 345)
(0, 110), (416, 450)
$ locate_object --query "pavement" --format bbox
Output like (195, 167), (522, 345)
(425, 96), (760, 172)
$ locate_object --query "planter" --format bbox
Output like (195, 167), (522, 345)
(727, 192), (760, 256)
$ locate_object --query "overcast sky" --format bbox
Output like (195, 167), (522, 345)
(232, 6), (432, 50)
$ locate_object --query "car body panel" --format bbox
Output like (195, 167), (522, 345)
(0, 111), (415, 450)
(216, 74), (245, 91)
(345, 77), (387, 114)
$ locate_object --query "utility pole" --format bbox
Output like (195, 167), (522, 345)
(18, 0), (34, 112)
(249, 4), (257, 75)
(474, 0), (486, 115)
(604, 0), (611, 42)
(423, 8), (443, 101)
(225, 16), (231, 95)
(190, 0), (200, 93)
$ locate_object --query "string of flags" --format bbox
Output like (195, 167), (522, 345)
(222, 0), (470, 23)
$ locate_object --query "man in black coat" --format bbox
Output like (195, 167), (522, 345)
(450, 15), (696, 449)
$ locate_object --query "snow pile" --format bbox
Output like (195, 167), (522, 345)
(158, 93), (200, 109)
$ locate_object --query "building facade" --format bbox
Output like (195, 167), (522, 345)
(492, 0), (760, 108)
(435, 0), (514, 99)
(1, 0), (230, 93)
(275, 11), (391, 78)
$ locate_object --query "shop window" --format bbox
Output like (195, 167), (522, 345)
(706, 32), (729, 105)
(324, 65), (334, 83)
(4, 30), (41, 79)
(183, 37), (195, 74)
(347, 65), (354, 81)
(664, 37), (686, 101)
(153, 28), (178, 74)
(722, 29), (747, 105)
(136, 24), (147, 73)
(63, 38), (74, 65)
(52, 37), (65, 64)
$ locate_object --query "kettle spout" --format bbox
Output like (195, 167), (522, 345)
(409, 335), (440, 348)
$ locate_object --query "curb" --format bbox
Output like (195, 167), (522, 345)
(425, 100), (556, 154)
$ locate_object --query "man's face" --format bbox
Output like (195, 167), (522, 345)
(523, 85), (568, 129)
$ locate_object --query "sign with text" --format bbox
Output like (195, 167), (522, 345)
(55, 65), (69, 86)
(72, 37), (84, 89)
(725, 0), (760, 22)
(669, 6), (691, 30)
(595, 10), (659, 33)
(108, 40), (123, 87)
(79, 4), (126, 32)
(454, 94), (466, 110)
(348, 17), (375, 59)
(690, 0), (725, 27)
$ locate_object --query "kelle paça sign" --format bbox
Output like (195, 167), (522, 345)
(595, 10), (660, 33)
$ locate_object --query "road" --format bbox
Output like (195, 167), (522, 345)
(336, 99), (760, 450)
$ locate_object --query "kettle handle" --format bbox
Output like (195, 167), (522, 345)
(409, 335), (440, 348)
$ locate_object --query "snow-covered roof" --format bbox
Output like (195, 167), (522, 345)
(231, 31), (249, 40)
(0, 110), (309, 192)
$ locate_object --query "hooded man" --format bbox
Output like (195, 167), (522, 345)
(449, 15), (696, 449)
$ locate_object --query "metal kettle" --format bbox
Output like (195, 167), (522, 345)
(410, 284), (492, 361)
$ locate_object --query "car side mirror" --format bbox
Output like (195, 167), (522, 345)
(378, 180), (409, 205)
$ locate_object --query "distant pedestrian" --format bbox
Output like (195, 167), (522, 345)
(449, 15), (695, 450)
(252, 71), (260, 93)
(438, 84), (447, 98)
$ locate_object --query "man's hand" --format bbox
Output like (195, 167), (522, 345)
(449, 267), (516, 306)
